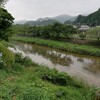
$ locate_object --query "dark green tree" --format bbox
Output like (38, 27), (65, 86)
(51, 22), (64, 40)
(0, 7), (14, 41)
(41, 25), (52, 39)
(63, 25), (77, 38)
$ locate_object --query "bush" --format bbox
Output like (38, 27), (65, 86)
(15, 53), (33, 66)
(37, 66), (83, 88)
(0, 42), (15, 68)
(79, 33), (86, 40)
(15, 53), (23, 63)
(22, 57), (33, 66)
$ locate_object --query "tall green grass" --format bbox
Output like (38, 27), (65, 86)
(12, 37), (100, 56)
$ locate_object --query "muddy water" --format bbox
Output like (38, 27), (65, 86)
(9, 42), (100, 87)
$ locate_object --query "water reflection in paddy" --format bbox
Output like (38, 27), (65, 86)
(9, 42), (100, 87)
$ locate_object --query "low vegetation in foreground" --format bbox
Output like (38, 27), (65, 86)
(12, 37), (100, 57)
(0, 43), (99, 100)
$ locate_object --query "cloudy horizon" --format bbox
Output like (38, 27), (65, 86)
(5, 0), (100, 21)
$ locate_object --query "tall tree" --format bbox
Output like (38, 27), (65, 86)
(0, 0), (14, 41)
(0, 6), (14, 41)
(51, 22), (64, 39)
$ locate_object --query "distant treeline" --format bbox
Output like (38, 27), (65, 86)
(12, 22), (77, 40)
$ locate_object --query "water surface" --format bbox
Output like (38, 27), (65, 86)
(9, 42), (100, 87)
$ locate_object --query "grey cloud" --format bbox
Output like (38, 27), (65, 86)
(5, 0), (100, 20)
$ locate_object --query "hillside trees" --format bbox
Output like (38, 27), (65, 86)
(74, 9), (100, 26)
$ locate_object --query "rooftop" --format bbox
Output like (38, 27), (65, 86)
(78, 25), (91, 31)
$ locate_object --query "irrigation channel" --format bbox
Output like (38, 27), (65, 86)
(9, 42), (100, 87)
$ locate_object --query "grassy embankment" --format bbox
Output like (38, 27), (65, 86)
(0, 49), (98, 100)
(12, 37), (100, 57)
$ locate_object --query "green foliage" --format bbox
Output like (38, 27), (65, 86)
(15, 53), (23, 63)
(0, 42), (15, 68)
(36, 66), (83, 88)
(74, 9), (100, 26)
(15, 53), (33, 66)
(12, 22), (77, 40)
(50, 22), (64, 39)
(55, 89), (66, 98)
(19, 87), (52, 100)
(12, 63), (24, 72)
(63, 25), (77, 37)
(0, 52), (4, 69)
(0, 7), (14, 41)
(40, 25), (51, 39)
(22, 57), (33, 66)
(0, 62), (98, 100)
(87, 27), (100, 40)
(79, 33), (86, 40)
(0, 40), (8, 47)
(26, 19), (57, 26)
(74, 15), (86, 25)
(0, 51), (98, 100)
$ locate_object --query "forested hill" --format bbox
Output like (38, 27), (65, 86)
(74, 9), (100, 26)
(25, 19), (58, 26)
(25, 14), (74, 26)
(15, 14), (75, 25)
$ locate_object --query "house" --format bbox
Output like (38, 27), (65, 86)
(78, 25), (91, 32)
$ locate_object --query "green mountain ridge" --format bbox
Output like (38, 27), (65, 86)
(25, 14), (76, 26)
(74, 9), (100, 26)
(14, 14), (76, 25)
(25, 19), (58, 26)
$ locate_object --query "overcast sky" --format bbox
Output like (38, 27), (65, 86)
(5, 0), (100, 21)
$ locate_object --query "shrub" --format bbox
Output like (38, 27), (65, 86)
(15, 53), (33, 66)
(15, 53), (23, 63)
(22, 57), (33, 66)
(37, 66), (83, 88)
(0, 42), (15, 68)
(79, 33), (86, 40)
